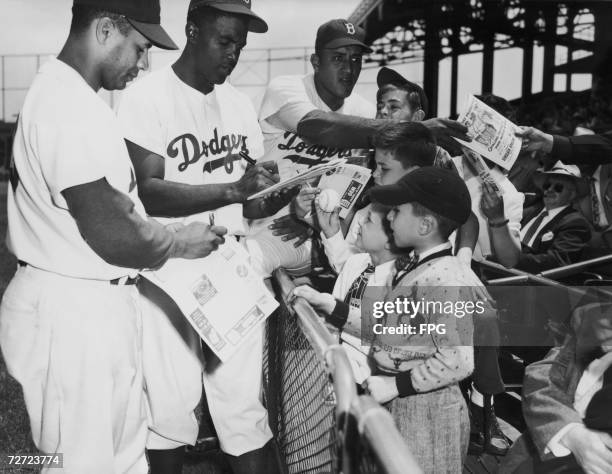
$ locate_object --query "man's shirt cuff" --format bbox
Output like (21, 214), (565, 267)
(545, 423), (583, 457)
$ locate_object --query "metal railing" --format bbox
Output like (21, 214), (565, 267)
(265, 269), (422, 474)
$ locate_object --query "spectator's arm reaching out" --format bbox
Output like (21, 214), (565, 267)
(517, 126), (612, 167)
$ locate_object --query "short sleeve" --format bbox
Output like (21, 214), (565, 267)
(116, 82), (165, 157)
(242, 97), (265, 160)
(36, 122), (109, 209)
(259, 76), (317, 132)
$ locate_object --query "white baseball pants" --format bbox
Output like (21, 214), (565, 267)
(139, 281), (273, 456)
(0, 265), (148, 474)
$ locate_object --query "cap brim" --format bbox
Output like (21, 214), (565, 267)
(204, 4), (268, 33)
(322, 37), (373, 53)
(377, 67), (429, 117)
(369, 183), (415, 206)
(128, 19), (178, 50)
(377, 66), (408, 88)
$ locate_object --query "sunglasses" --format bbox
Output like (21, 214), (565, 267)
(542, 182), (565, 193)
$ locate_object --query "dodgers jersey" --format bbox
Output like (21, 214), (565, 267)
(7, 58), (145, 280)
(259, 73), (374, 180)
(117, 66), (264, 235)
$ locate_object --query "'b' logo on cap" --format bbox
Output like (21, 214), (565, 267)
(345, 23), (355, 35)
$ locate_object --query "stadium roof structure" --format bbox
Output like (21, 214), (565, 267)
(348, 0), (612, 116)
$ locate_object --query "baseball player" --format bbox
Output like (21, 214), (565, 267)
(0, 1), (226, 473)
(116, 1), (282, 473)
(247, 20), (472, 278)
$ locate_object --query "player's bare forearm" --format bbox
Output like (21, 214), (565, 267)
(63, 179), (175, 269)
(139, 177), (242, 217)
(297, 110), (383, 148)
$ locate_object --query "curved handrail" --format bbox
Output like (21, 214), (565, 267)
(352, 396), (423, 474)
(272, 268), (422, 474)
(273, 269), (357, 417)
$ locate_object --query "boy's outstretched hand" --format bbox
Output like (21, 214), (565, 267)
(291, 285), (336, 315)
(315, 200), (342, 239)
(362, 375), (399, 404)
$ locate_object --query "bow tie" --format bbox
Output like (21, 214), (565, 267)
(392, 254), (419, 287)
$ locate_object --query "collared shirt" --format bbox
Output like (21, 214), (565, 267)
(387, 242), (453, 287)
(330, 252), (396, 384)
(546, 352), (612, 457)
(592, 166), (609, 227)
(520, 205), (569, 247)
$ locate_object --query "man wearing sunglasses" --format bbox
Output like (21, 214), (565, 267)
(518, 162), (591, 272)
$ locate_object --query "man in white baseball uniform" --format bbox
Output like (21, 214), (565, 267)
(247, 20), (473, 277)
(0, 1), (226, 473)
(116, 1), (283, 473)
(245, 19), (375, 276)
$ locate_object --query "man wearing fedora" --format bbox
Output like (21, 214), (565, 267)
(117, 2), (281, 473)
(518, 162), (591, 273)
(0, 1), (229, 473)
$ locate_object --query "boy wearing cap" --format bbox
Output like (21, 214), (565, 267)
(0, 2), (227, 473)
(518, 162), (591, 272)
(116, 2), (281, 473)
(315, 122), (438, 274)
(363, 168), (488, 472)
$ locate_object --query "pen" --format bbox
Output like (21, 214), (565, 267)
(239, 151), (257, 166)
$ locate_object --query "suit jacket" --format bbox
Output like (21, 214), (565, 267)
(552, 131), (612, 167)
(518, 205), (591, 273)
(500, 304), (612, 474)
(522, 302), (612, 452)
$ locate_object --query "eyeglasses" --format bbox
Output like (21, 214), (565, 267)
(542, 182), (565, 193)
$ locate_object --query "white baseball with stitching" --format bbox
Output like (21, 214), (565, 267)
(318, 189), (340, 212)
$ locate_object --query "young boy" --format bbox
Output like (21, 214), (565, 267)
(364, 167), (488, 472)
(292, 202), (410, 382)
(310, 121), (437, 273)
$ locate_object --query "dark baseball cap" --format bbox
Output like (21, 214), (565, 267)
(73, 0), (178, 50)
(369, 167), (472, 225)
(188, 0), (268, 33)
(315, 19), (372, 52)
(377, 67), (429, 117)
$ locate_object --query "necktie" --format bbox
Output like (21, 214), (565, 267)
(522, 210), (549, 247)
(590, 177), (603, 229)
(392, 254), (419, 288)
(344, 263), (375, 307)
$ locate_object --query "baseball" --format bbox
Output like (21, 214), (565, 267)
(318, 189), (340, 212)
